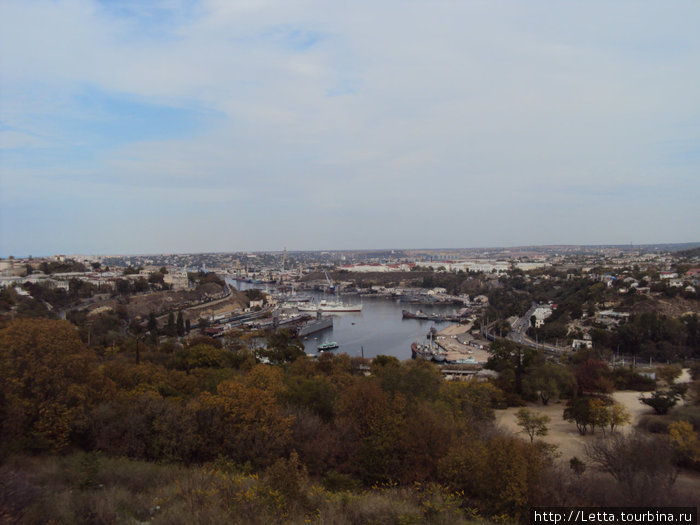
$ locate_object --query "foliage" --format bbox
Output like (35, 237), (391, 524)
(515, 408), (550, 443)
(658, 364), (683, 386)
(523, 362), (576, 404)
(0, 319), (112, 454)
(261, 329), (305, 364)
(572, 354), (613, 395)
(193, 379), (294, 466)
(563, 397), (615, 435)
(668, 420), (700, 469)
(486, 339), (536, 396)
(38, 259), (88, 274)
(439, 436), (545, 521)
(243, 289), (266, 302)
(614, 312), (697, 360)
(4, 311), (690, 521)
(640, 388), (685, 415)
(187, 271), (225, 287)
(610, 367), (656, 391)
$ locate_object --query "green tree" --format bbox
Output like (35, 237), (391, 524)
(639, 389), (683, 415)
(564, 397), (594, 435)
(176, 311), (185, 337)
(262, 330), (304, 364)
(148, 312), (159, 343)
(438, 379), (504, 426)
(515, 408), (550, 443)
(525, 362), (575, 405)
(165, 312), (176, 337)
(486, 339), (531, 395)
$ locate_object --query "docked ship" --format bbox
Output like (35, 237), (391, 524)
(402, 309), (465, 323)
(298, 300), (363, 313)
(297, 313), (333, 336)
(411, 341), (437, 361)
(410, 330), (447, 363)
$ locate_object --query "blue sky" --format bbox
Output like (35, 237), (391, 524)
(1, 0), (698, 256)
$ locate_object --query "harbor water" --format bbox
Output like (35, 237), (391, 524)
(227, 279), (459, 360)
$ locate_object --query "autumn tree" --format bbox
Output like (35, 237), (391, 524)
(372, 356), (442, 402)
(589, 398), (610, 435)
(398, 401), (455, 482)
(335, 379), (406, 482)
(0, 319), (111, 453)
(439, 435), (545, 521)
(193, 379), (294, 466)
(607, 403), (631, 434)
(574, 356), (613, 395)
(438, 379), (504, 428)
(668, 420), (700, 468)
(282, 375), (337, 422)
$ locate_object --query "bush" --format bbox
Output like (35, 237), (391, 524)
(585, 432), (678, 505)
(611, 367), (656, 391)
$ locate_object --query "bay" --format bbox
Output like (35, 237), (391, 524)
(227, 279), (460, 360)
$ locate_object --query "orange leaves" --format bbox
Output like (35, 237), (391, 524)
(439, 436), (545, 521)
(0, 318), (110, 452)
(193, 379), (294, 466)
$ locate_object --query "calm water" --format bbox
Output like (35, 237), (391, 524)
(228, 279), (459, 360)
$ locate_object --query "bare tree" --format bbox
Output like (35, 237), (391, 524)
(585, 432), (677, 504)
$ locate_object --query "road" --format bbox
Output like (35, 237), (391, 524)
(505, 303), (570, 355)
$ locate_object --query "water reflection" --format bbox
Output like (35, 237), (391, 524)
(227, 279), (459, 360)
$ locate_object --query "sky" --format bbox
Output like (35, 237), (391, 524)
(1, 0), (699, 257)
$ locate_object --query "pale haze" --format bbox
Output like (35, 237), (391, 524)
(1, 0), (698, 256)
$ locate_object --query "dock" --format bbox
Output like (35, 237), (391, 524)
(433, 323), (491, 364)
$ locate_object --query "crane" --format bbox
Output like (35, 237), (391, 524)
(323, 269), (335, 293)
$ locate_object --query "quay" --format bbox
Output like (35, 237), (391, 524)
(433, 323), (491, 365)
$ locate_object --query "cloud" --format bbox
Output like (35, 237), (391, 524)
(1, 0), (699, 255)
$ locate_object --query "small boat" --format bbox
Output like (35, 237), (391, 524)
(318, 341), (339, 351)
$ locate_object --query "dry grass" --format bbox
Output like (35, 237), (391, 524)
(0, 454), (494, 525)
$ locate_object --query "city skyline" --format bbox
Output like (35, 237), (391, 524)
(1, 0), (699, 257)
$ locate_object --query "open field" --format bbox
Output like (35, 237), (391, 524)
(495, 369), (693, 461)
(494, 369), (700, 493)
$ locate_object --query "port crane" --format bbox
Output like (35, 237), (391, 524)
(323, 270), (335, 293)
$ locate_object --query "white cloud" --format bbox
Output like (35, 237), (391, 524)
(1, 0), (699, 255)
